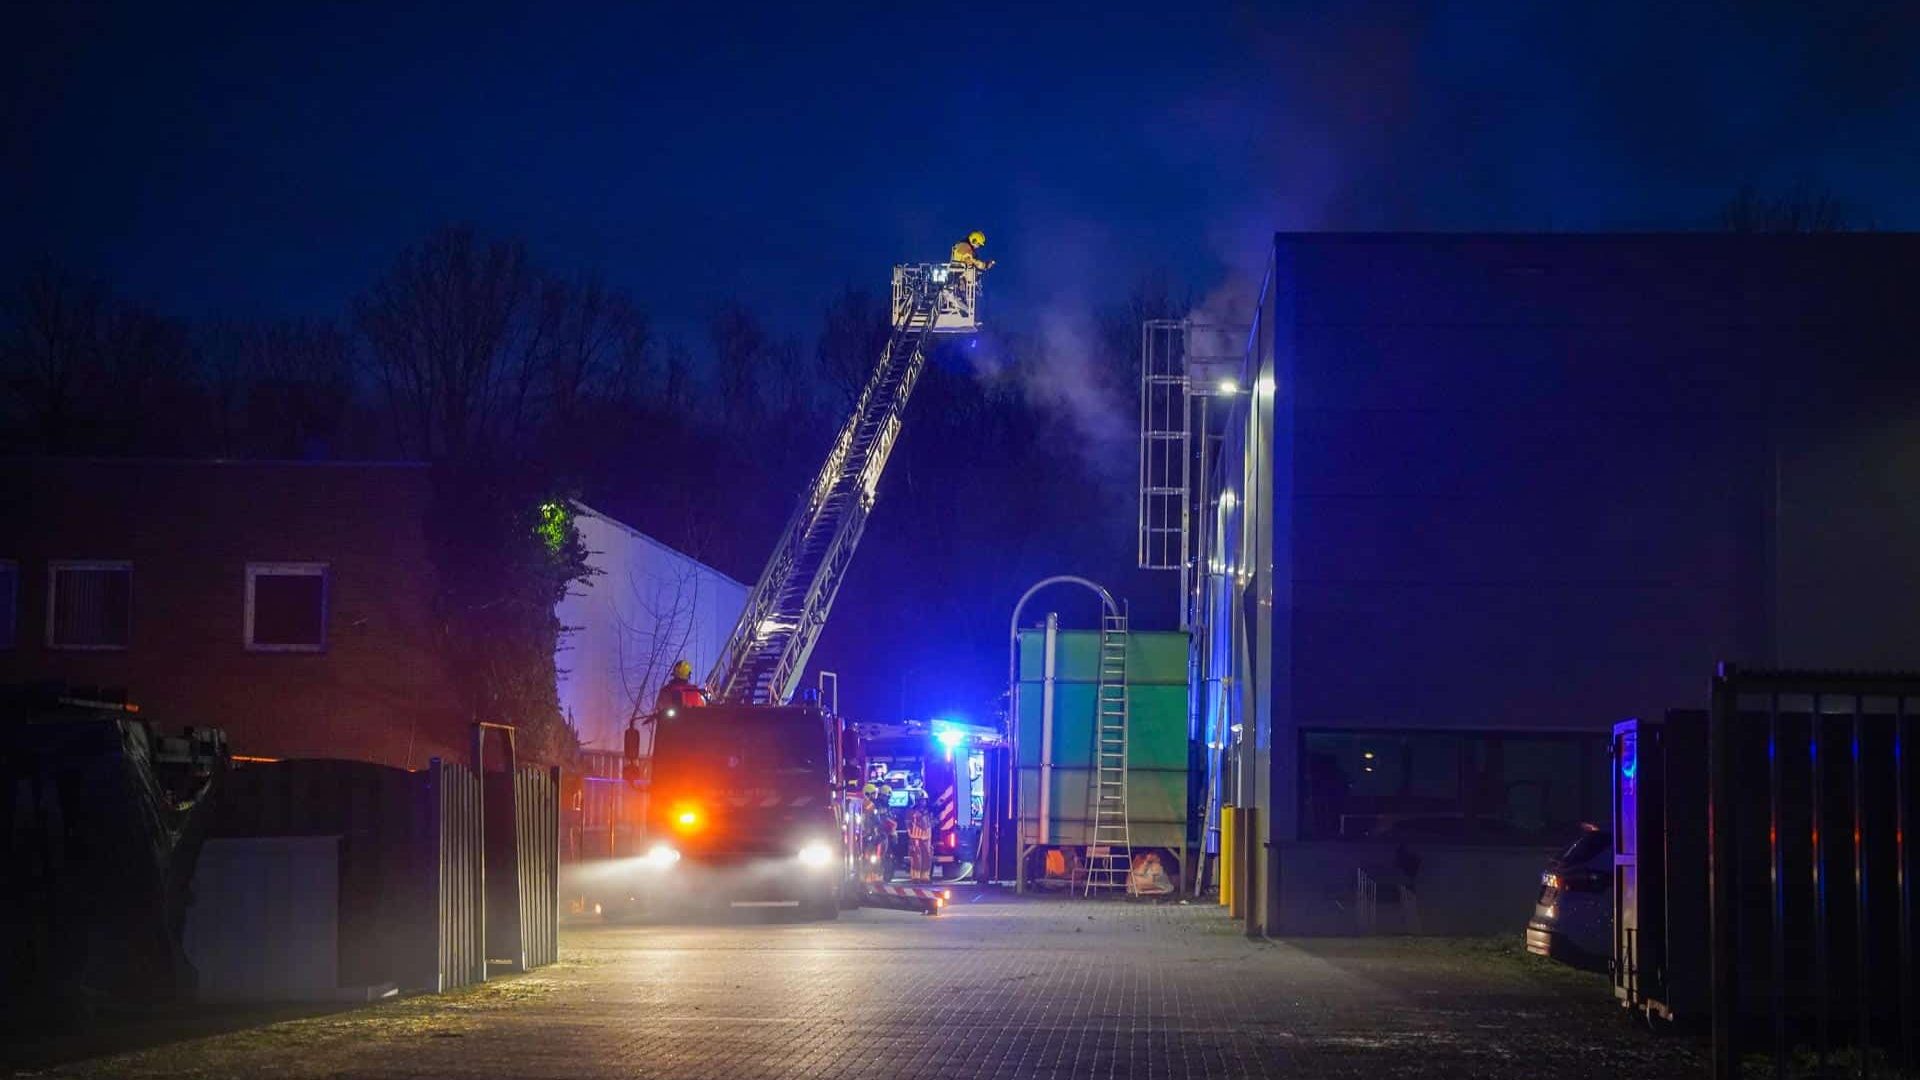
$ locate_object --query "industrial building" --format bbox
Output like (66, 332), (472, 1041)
(1168, 233), (1920, 934)
(555, 502), (745, 756)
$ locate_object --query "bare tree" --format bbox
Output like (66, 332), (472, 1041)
(0, 263), (204, 455)
(248, 319), (354, 458)
(356, 227), (668, 461)
(612, 556), (705, 728)
(814, 286), (891, 410)
(537, 273), (652, 430)
(98, 302), (197, 454)
(768, 335), (817, 423)
(710, 303), (771, 420)
(195, 318), (355, 458)
(1, 262), (112, 452)
(356, 226), (544, 458)
(1721, 181), (1858, 233)
(658, 337), (696, 414)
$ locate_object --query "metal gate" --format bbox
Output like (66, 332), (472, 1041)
(1706, 665), (1920, 1079)
(487, 765), (560, 971)
(426, 758), (486, 992)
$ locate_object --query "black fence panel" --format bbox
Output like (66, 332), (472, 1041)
(214, 758), (421, 991)
(517, 766), (560, 969)
(428, 758), (486, 992)
(211, 757), (487, 994)
(482, 764), (560, 972)
(1705, 666), (1920, 1080)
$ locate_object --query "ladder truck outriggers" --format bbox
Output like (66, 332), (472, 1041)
(617, 256), (982, 919)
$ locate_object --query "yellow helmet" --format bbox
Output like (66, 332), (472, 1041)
(671, 659), (692, 680)
(967, 230), (986, 248)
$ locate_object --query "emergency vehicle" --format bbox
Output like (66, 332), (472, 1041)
(619, 701), (865, 918)
(612, 248), (984, 918)
(858, 719), (1003, 882)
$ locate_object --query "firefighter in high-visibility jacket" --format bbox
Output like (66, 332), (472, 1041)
(950, 230), (994, 271)
(860, 782), (887, 882)
(655, 659), (707, 714)
(906, 793), (935, 883)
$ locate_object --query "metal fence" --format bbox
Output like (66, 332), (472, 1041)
(209, 753), (556, 995)
(567, 757), (642, 862)
(1706, 666), (1920, 1079)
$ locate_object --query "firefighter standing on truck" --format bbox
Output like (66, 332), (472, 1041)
(656, 659), (707, 714)
(907, 793), (935, 883)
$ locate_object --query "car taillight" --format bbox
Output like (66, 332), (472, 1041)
(1557, 868), (1608, 892)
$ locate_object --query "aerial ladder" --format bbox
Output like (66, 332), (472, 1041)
(707, 261), (982, 704)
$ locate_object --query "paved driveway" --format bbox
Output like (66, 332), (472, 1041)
(19, 889), (1702, 1079)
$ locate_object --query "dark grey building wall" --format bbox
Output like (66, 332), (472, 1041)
(1254, 231), (1920, 933)
(1273, 233), (1920, 739)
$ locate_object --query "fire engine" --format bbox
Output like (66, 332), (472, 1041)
(613, 254), (982, 917)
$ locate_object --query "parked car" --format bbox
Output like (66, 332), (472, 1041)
(1524, 825), (1611, 968)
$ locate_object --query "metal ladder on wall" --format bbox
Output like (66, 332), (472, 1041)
(1138, 321), (1190, 574)
(709, 272), (945, 704)
(1082, 610), (1134, 894)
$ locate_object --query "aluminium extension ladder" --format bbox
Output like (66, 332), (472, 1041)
(1082, 611), (1134, 894)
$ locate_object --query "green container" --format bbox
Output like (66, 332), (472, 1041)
(1017, 630), (1190, 685)
(1013, 629), (1190, 850)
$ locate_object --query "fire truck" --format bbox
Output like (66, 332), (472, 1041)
(624, 701), (864, 918)
(611, 256), (981, 917)
(857, 719), (1003, 882)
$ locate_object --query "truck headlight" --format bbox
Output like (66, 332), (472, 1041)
(797, 842), (834, 869)
(643, 843), (681, 869)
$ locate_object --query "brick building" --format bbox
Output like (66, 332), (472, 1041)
(1, 458), (747, 770)
(3, 458), (469, 767)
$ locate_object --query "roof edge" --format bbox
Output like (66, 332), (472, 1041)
(568, 500), (749, 593)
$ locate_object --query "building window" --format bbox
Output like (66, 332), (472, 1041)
(47, 561), (133, 650)
(1300, 729), (1608, 845)
(245, 563), (328, 652)
(0, 560), (16, 649)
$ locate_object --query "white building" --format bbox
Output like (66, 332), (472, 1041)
(555, 501), (747, 755)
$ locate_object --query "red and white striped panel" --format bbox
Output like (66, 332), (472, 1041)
(869, 884), (950, 902)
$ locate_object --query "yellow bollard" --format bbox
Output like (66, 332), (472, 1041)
(1220, 804), (1236, 910)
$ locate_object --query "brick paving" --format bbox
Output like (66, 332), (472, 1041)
(19, 889), (1704, 1079)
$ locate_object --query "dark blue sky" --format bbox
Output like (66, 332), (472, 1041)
(8, 2), (1917, 339)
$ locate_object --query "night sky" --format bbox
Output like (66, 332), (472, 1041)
(8, 3), (1918, 339)
(7, 3), (1920, 725)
